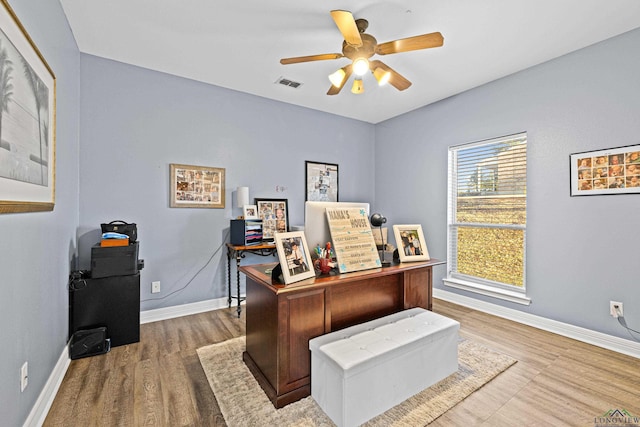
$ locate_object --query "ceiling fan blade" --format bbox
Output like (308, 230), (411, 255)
(280, 53), (344, 65)
(376, 32), (444, 55)
(330, 10), (362, 47)
(370, 60), (411, 91)
(327, 64), (353, 95)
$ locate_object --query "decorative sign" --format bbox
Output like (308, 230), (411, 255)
(326, 207), (381, 273)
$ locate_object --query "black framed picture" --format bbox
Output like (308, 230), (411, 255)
(305, 161), (339, 202)
(254, 198), (289, 242)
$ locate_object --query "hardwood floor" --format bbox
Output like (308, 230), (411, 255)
(44, 299), (640, 426)
(45, 307), (245, 427)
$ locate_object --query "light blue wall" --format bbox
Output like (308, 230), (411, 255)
(77, 55), (376, 310)
(3, 2), (639, 422)
(0, 0), (80, 425)
(375, 28), (640, 339)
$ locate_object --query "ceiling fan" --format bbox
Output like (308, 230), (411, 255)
(280, 10), (444, 95)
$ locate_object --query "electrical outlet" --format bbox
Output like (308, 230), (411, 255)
(610, 301), (623, 318)
(151, 281), (161, 294)
(20, 362), (28, 392)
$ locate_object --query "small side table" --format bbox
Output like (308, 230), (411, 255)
(226, 242), (277, 317)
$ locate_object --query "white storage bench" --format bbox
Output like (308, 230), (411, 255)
(309, 308), (460, 427)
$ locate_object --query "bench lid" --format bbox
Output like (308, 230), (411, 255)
(310, 308), (459, 371)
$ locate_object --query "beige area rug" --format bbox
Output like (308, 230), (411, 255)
(197, 337), (516, 427)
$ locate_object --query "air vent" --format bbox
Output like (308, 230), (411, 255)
(276, 77), (303, 89)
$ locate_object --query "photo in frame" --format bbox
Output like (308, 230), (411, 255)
(254, 198), (288, 242)
(0, 0), (56, 214)
(305, 161), (339, 202)
(274, 231), (316, 284)
(243, 205), (258, 219)
(570, 144), (640, 196)
(170, 163), (225, 208)
(393, 224), (430, 262)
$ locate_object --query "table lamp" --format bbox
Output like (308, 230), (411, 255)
(236, 186), (249, 218)
(370, 213), (391, 266)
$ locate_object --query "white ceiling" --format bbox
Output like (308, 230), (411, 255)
(60, 0), (640, 124)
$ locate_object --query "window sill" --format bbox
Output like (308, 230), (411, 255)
(443, 277), (531, 306)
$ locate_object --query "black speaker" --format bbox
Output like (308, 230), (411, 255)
(69, 327), (111, 359)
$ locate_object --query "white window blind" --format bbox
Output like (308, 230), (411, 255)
(447, 133), (528, 295)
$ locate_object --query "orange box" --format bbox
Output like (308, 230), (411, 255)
(100, 238), (129, 247)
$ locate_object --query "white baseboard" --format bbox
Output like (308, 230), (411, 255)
(434, 288), (640, 359)
(140, 296), (244, 324)
(24, 344), (70, 427)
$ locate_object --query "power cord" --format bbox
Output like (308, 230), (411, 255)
(617, 316), (640, 342)
(141, 230), (230, 302)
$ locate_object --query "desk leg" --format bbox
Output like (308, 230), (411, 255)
(227, 247), (233, 308)
(235, 252), (242, 318)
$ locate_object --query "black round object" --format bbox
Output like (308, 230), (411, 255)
(370, 213), (387, 227)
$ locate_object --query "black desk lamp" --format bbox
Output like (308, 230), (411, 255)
(370, 213), (391, 266)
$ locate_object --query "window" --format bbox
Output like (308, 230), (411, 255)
(445, 133), (530, 305)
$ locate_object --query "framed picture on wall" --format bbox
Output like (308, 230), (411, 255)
(305, 161), (339, 202)
(0, 1), (56, 214)
(570, 144), (640, 196)
(255, 198), (288, 242)
(170, 163), (225, 208)
(274, 231), (315, 284)
(393, 224), (430, 262)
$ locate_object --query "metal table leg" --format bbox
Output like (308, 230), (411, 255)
(235, 251), (242, 318)
(227, 246), (233, 308)
(226, 243), (276, 318)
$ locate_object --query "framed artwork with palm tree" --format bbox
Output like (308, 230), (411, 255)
(0, 0), (56, 213)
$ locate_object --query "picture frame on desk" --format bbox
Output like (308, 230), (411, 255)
(170, 163), (225, 208)
(393, 224), (430, 262)
(243, 204), (258, 219)
(0, 0), (56, 214)
(274, 231), (315, 284)
(255, 198), (288, 242)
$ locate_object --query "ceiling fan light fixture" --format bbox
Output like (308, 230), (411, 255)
(373, 67), (391, 86)
(281, 10), (444, 96)
(328, 68), (347, 87)
(352, 57), (369, 76)
(351, 78), (364, 94)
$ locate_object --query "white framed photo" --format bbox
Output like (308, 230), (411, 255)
(243, 204), (258, 219)
(393, 224), (430, 262)
(275, 231), (316, 284)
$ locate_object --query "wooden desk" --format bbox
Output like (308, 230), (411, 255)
(226, 243), (277, 317)
(240, 259), (444, 408)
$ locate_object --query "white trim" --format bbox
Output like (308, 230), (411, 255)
(23, 345), (70, 427)
(434, 288), (640, 359)
(140, 296), (244, 324)
(443, 277), (531, 305)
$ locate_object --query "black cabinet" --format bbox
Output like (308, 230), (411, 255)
(230, 219), (263, 246)
(69, 273), (140, 348)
